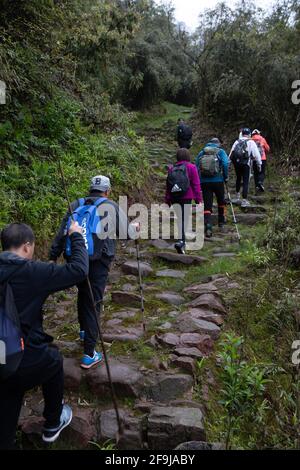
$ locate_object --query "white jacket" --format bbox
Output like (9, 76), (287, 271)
(230, 137), (262, 168)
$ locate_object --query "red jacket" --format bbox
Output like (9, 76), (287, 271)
(165, 160), (202, 205)
(252, 134), (270, 161)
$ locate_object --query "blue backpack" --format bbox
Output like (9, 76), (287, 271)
(65, 197), (107, 257)
(0, 277), (24, 381)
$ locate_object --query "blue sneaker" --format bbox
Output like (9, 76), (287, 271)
(42, 404), (72, 443)
(80, 351), (103, 369)
(79, 330), (85, 342)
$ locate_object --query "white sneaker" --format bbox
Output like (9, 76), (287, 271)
(241, 199), (251, 207)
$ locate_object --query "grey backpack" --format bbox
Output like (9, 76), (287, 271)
(199, 147), (221, 177)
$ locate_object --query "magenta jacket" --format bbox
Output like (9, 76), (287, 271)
(165, 160), (202, 205)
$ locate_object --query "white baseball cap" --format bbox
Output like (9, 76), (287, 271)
(90, 175), (111, 192)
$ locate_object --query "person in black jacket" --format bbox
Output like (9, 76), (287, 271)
(50, 175), (138, 369)
(0, 220), (89, 449)
(176, 118), (193, 149)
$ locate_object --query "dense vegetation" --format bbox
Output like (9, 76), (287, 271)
(0, 0), (299, 238)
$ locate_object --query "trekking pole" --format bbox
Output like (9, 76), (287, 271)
(57, 159), (123, 439)
(225, 183), (241, 243)
(135, 236), (146, 333)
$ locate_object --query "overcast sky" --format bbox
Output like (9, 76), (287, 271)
(160, 0), (276, 31)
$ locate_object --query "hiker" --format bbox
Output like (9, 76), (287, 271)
(176, 118), (193, 149)
(195, 137), (229, 238)
(50, 175), (138, 369)
(229, 127), (262, 207)
(166, 148), (202, 254)
(0, 221), (88, 449)
(251, 129), (270, 192)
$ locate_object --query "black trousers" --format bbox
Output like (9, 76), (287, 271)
(253, 160), (266, 188)
(234, 164), (250, 199)
(178, 139), (191, 149)
(173, 200), (192, 244)
(0, 346), (63, 449)
(202, 182), (226, 226)
(77, 256), (113, 357)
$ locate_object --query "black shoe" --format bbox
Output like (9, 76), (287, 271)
(258, 183), (265, 192)
(175, 241), (186, 254)
(205, 224), (213, 238)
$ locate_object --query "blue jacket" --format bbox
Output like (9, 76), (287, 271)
(195, 143), (229, 183)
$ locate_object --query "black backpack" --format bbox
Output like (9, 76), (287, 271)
(0, 277), (24, 381)
(178, 124), (193, 141)
(167, 163), (190, 202)
(231, 139), (249, 166)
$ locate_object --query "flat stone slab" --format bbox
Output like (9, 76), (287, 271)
(235, 213), (266, 225)
(176, 314), (221, 339)
(103, 326), (144, 342)
(156, 292), (185, 305)
(144, 374), (193, 402)
(156, 269), (186, 279)
(204, 236), (225, 243)
(150, 239), (174, 250)
(111, 309), (138, 319)
(212, 252), (237, 258)
(111, 291), (142, 308)
(187, 308), (224, 326)
(180, 333), (214, 354)
(86, 359), (143, 398)
(155, 252), (207, 265)
(121, 261), (153, 277)
(240, 204), (267, 213)
(174, 347), (204, 358)
(188, 293), (226, 314)
(147, 406), (206, 450)
(184, 282), (219, 297)
(171, 356), (196, 374)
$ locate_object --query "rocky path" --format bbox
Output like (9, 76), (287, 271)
(19, 112), (273, 450)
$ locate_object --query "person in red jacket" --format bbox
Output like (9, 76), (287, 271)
(251, 129), (270, 192)
(166, 148), (202, 254)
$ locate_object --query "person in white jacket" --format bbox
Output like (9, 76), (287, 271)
(229, 128), (262, 207)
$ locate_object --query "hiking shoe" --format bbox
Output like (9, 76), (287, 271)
(205, 224), (213, 238)
(241, 199), (251, 207)
(42, 404), (72, 443)
(257, 183), (265, 192)
(236, 192), (241, 200)
(80, 351), (103, 369)
(79, 330), (85, 342)
(175, 241), (186, 255)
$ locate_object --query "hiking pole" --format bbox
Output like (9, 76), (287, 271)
(135, 236), (146, 333)
(225, 183), (241, 243)
(57, 159), (123, 439)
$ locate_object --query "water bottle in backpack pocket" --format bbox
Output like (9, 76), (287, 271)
(167, 163), (190, 202)
(65, 197), (107, 257)
(0, 281), (24, 381)
(231, 140), (250, 166)
(199, 147), (221, 177)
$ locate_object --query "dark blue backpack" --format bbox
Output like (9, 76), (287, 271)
(65, 197), (107, 257)
(0, 278), (24, 381)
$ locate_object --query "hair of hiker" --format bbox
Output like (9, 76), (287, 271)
(1, 223), (35, 251)
(176, 148), (191, 162)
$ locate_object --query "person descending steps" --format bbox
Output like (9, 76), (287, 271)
(50, 175), (138, 369)
(176, 118), (193, 149)
(251, 129), (270, 193)
(195, 137), (229, 238)
(166, 148), (202, 254)
(229, 128), (262, 207)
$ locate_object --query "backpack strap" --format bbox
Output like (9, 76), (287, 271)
(94, 197), (108, 206)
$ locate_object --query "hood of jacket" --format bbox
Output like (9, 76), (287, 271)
(0, 251), (28, 283)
